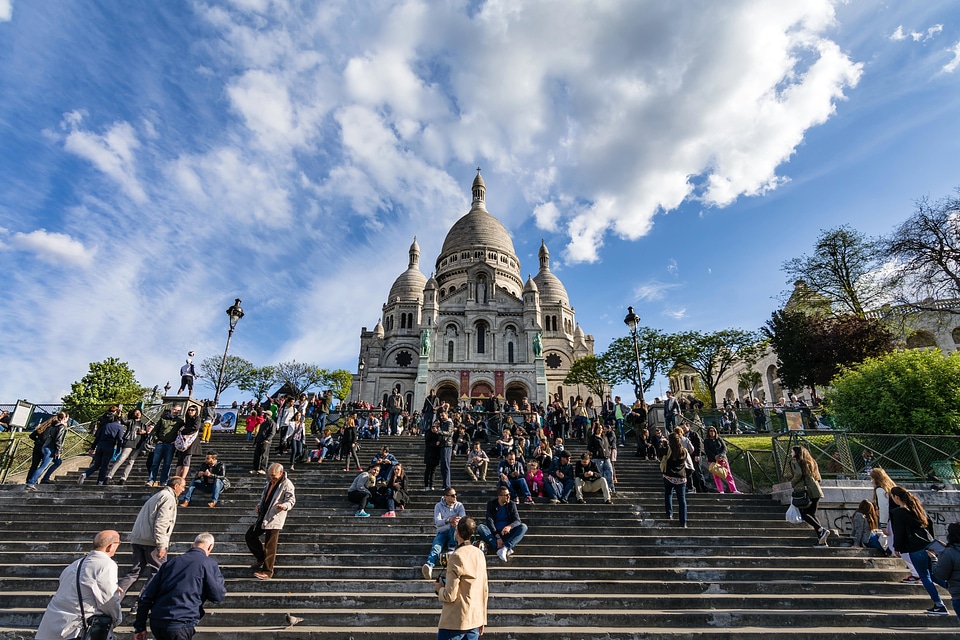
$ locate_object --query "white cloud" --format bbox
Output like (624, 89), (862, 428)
(663, 308), (687, 320)
(666, 259), (678, 275)
(61, 113), (148, 203)
(891, 23), (944, 43)
(944, 42), (960, 74)
(533, 202), (560, 231)
(0, 0), (11, 22)
(890, 26), (906, 42)
(3, 229), (93, 267)
(633, 281), (681, 302)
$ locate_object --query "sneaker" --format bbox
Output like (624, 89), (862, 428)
(513, 497), (520, 504)
(382, 511), (396, 518)
(253, 572), (271, 580)
(549, 498), (559, 504)
(257, 470), (266, 475)
(524, 497), (534, 504)
(355, 510), (370, 517)
(179, 501), (190, 507)
(117, 479), (125, 486)
(925, 604), (948, 615)
(497, 547), (509, 562)
(207, 502), (217, 508)
(249, 470), (257, 475)
(146, 480), (155, 486)
(422, 563), (433, 580)
(604, 499), (613, 504)
(507, 548), (515, 556)
(25, 484), (38, 492)
(577, 498), (586, 504)
(902, 575), (921, 584)
(818, 529), (830, 545)
(77, 473), (86, 485)
(397, 505), (404, 511)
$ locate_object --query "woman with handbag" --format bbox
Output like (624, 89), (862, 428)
(891, 486), (949, 615)
(703, 426), (740, 494)
(850, 500), (890, 554)
(872, 468), (921, 583)
(785, 446), (829, 545)
(661, 432), (690, 528)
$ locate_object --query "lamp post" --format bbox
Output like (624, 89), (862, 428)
(623, 306), (645, 405)
(357, 357), (365, 404)
(213, 298), (245, 407)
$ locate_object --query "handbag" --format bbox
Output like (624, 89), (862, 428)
(791, 488), (810, 508)
(75, 557), (113, 640)
(174, 429), (199, 452)
(708, 462), (729, 479)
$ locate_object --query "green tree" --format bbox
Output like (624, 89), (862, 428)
(673, 329), (765, 408)
(824, 350), (960, 435)
(601, 328), (682, 400)
(274, 361), (324, 397)
(238, 366), (277, 402)
(782, 225), (883, 318)
(563, 355), (609, 401)
(198, 355), (254, 396)
(61, 357), (148, 423)
(765, 309), (893, 398)
(322, 369), (353, 407)
(737, 370), (762, 399)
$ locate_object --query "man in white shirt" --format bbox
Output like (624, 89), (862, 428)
(36, 530), (123, 640)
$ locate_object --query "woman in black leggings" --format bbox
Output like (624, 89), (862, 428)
(785, 446), (829, 546)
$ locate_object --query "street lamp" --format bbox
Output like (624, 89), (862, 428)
(357, 357), (365, 404)
(623, 306), (645, 405)
(213, 298), (245, 407)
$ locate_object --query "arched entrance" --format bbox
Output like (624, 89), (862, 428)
(436, 383), (459, 408)
(505, 383), (528, 407)
(471, 381), (494, 399)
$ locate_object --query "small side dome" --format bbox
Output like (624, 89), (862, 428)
(574, 323), (584, 339)
(534, 240), (569, 306)
(523, 274), (539, 293)
(374, 319), (385, 338)
(425, 273), (438, 290)
(388, 237), (427, 301)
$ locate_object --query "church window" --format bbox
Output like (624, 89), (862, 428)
(407, 313), (414, 328)
(441, 259), (448, 266)
(440, 288), (446, 298)
(476, 321), (488, 353)
(451, 255), (457, 262)
(396, 351), (413, 367)
(448, 341), (454, 362)
(508, 342), (514, 363)
(475, 251), (482, 259)
(400, 314), (407, 329)
(545, 353), (562, 369)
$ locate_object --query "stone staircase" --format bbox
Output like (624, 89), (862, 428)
(0, 432), (955, 638)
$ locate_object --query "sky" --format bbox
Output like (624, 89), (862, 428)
(1, 0), (959, 404)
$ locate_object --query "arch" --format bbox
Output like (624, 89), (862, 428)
(505, 382), (528, 406)
(471, 381), (494, 398)
(436, 382), (459, 408)
(765, 364), (781, 401)
(408, 313), (414, 328)
(725, 388), (735, 402)
(400, 314), (407, 329)
(906, 330), (937, 349)
(405, 391), (413, 412)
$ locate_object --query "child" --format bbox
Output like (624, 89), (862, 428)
(525, 460), (544, 497)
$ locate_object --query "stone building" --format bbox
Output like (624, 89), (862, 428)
(352, 171), (595, 411)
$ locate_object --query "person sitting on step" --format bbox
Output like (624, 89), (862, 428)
(370, 446), (397, 481)
(347, 463), (380, 517)
(495, 428), (515, 458)
(180, 451), (227, 508)
(546, 450), (575, 504)
(525, 460), (544, 498)
(466, 441), (489, 482)
(477, 486), (528, 563)
(497, 451), (533, 504)
(421, 487), (466, 580)
(574, 452), (612, 504)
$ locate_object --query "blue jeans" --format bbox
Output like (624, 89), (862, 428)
(40, 456), (62, 483)
(437, 628), (480, 640)
(182, 478), (223, 503)
(597, 458), (615, 492)
(149, 443), (176, 483)
(545, 476), (574, 501)
(908, 548), (947, 607)
(83, 446), (116, 484)
(439, 447), (452, 489)
(500, 476), (531, 499)
(313, 412), (327, 434)
(615, 418), (625, 444)
(389, 412), (401, 435)
(663, 479), (687, 526)
(27, 447), (56, 486)
(477, 522), (528, 552)
(289, 440), (303, 466)
(426, 528), (457, 567)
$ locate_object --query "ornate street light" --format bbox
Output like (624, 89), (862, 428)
(357, 357), (366, 404)
(623, 306), (645, 405)
(213, 298), (245, 407)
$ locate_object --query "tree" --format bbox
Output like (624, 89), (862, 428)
(737, 370), (762, 399)
(322, 369), (353, 407)
(198, 355), (254, 396)
(273, 361), (324, 397)
(61, 357), (148, 423)
(881, 190), (960, 313)
(824, 349), (960, 435)
(238, 366), (277, 402)
(673, 329), (765, 408)
(563, 356), (609, 401)
(600, 328), (683, 400)
(764, 309), (893, 398)
(782, 225), (883, 318)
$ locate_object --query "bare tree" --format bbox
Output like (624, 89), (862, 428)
(881, 190), (960, 314)
(782, 225), (884, 318)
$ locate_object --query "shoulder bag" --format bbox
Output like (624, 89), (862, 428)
(791, 463), (811, 508)
(75, 557), (113, 640)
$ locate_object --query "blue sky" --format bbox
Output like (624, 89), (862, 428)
(1, 0), (959, 403)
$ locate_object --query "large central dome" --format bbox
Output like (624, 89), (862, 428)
(438, 171), (517, 261)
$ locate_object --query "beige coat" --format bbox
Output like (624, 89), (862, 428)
(129, 486), (178, 549)
(786, 458), (824, 500)
(258, 475), (296, 530)
(437, 543), (488, 631)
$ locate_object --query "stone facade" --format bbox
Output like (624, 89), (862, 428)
(352, 172), (594, 411)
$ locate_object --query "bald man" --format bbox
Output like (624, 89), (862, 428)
(36, 530), (123, 640)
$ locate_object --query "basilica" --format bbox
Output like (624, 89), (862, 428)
(352, 171), (595, 411)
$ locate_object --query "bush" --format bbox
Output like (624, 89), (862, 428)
(824, 349), (960, 435)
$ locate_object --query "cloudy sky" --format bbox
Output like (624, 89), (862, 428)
(1, 0), (959, 403)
